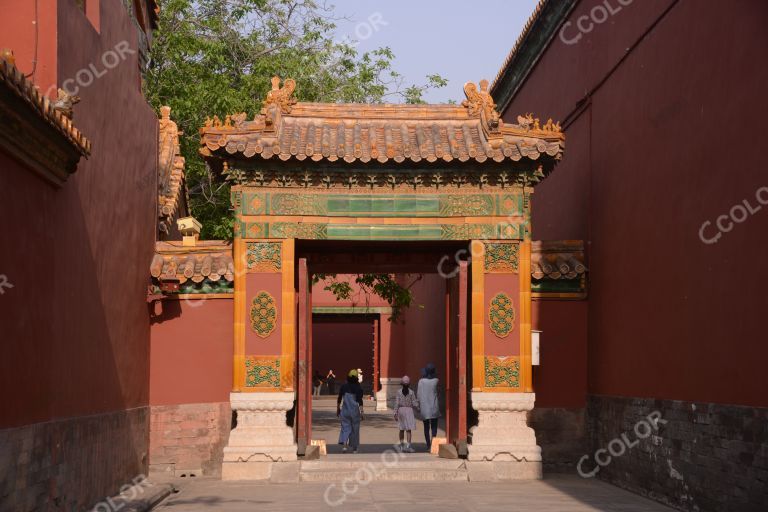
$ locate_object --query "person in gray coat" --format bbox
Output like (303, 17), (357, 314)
(417, 362), (440, 450)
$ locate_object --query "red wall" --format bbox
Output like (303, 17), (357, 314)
(504, 0), (768, 407)
(532, 301), (588, 408)
(312, 274), (447, 384)
(150, 299), (233, 406)
(313, 317), (375, 387)
(0, 0), (157, 428)
(389, 274), (447, 384)
(0, 0), (58, 97)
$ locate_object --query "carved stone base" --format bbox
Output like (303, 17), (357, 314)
(222, 392), (297, 479)
(467, 392), (542, 472)
(466, 461), (543, 481)
(375, 378), (402, 411)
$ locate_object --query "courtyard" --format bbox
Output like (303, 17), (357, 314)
(153, 475), (673, 511)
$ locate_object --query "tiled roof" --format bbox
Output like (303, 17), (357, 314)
(150, 241), (234, 284)
(158, 106), (187, 235)
(489, 0), (577, 112)
(491, 0), (548, 91)
(531, 240), (586, 280)
(199, 77), (564, 167)
(0, 55), (91, 157)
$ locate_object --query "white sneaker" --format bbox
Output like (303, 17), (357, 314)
(342, 446), (348, 453)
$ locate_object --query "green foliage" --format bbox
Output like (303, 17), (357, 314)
(313, 274), (423, 322)
(145, 0), (447, 239)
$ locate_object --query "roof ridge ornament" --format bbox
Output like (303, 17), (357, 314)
(463, 79), (501, 137)
(262, 76), (297, 115)
(158, 106), (186, 235)
(515, 113), (562, 134)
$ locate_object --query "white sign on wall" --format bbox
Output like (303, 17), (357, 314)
(532, 330), (541, 366)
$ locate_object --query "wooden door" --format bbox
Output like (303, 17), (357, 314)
(296, 257), (312, 454)
(445, 259), (468, 450)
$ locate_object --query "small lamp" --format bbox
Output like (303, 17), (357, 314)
(177, 216), (202, 246)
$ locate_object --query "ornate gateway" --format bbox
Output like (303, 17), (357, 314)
(198, 77), (565, 477)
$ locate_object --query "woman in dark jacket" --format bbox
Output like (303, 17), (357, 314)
(337, 369), (364, 453)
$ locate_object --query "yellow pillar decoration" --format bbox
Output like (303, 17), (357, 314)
(233, 236), (246, 391)
(471, 240), (485, 390)
(280, 238), (295, 391)
(519, 239), (533, 392)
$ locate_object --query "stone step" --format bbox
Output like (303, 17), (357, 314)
(301, 458), (465, 471)
(300, 468), (468, 482)
(299, 458), (468, 482)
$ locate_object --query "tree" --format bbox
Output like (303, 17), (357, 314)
(146, 0), (445, 314)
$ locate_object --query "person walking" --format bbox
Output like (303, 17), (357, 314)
(417, 362), (441, 451)
(312, 370), (323, 396)
(394, 375), (418, 453)
(337, 369), (364, 453)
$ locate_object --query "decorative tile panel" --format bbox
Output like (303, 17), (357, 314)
(441, 224), (496, 240)
(269, 222), (328, 239)
(231, 189), (242, 211)
(246, 242), (282, 272)
(438, 195), (494, 216)
(235, 191), (525, 217)
(236, 221), (523, 240)
(498, 193), (523, 216)
(489, 292), (515, 338)
(271, 193), (326, 215)
(485, 243), (519, 273)
(485, 356), (520, 388)
(250, 291), (277, 337)
(245, 356), (281, 388)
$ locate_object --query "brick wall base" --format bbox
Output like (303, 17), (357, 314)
(530, 407), (587, 473)
(587, 395), (768, 512)
(149, 402), (231, 477)
(0, 407), (148, 512)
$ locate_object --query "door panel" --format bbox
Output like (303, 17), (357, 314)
(445, 259), (468, 448)
(296, 257), (312, 454)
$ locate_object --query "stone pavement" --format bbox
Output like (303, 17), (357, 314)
(311, 397), (446, 454)
(150, 400), (673, 510)
(152, 475), (674, 511)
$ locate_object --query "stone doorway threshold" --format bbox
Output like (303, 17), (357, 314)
(223, 457), (540, 483)
(301, 454), (467, 482)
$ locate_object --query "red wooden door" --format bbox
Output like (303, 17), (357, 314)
(445, 259), (468, 449)
(297, 257), (312, 454)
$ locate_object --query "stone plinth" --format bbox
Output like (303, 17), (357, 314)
(222, 392), (297, 479)
(467, 392), (542, 478)
(375, 377), (402, 411)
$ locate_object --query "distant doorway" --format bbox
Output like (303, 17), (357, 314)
(312, 314), (376, 396)
(295, 241), (470, 457)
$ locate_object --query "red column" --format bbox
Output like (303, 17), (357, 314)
(373, 317), (380, 393)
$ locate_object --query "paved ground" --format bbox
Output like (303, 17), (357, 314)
(153, 475), (673, 511)
(312, 397), (446, 454)
(151, 400), (673, 511)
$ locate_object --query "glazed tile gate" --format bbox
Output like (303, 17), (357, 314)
(198, 77), (564, 479)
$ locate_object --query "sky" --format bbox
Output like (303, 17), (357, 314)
(328, 0), (541, 104)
